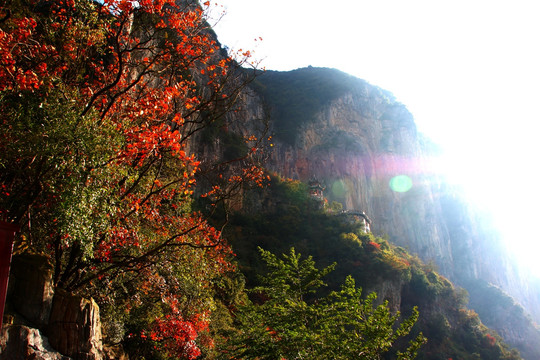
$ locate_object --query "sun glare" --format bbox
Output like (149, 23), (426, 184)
(437, 145), (540, 278)
(214, 0), (540, 279)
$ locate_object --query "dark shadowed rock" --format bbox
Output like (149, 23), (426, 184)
(7, 254), (54, 327)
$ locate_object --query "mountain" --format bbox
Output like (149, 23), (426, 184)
(2, 0), (539, 356)
(229, 66), (540, 358)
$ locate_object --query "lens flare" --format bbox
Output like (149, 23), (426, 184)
(331, 180), (347, 198)
(389, 175), (413, 193)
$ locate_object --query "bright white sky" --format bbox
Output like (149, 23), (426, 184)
(211, 0), (540, 276)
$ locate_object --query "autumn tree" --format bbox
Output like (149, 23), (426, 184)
(0, 0), (266, 357)
(225, 247), (426, 359)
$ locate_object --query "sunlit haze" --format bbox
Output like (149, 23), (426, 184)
(212, 0), (540, 276)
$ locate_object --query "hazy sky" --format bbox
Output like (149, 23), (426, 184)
(212, 0), (540, 275)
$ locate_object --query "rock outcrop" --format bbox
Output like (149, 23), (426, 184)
(47, 289), (103, 360)
(0, 325), (70, 360)
(1, 254), (106, 360)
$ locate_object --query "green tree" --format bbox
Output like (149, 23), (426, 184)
(225, 247), (426, 359)
(0, 0), (264, 357)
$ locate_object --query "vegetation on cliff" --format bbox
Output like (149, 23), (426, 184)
(0, 0), (527, 359)
(223, 175), (522, 360)
(223, 247), (426, 359)
(252, 67), (394, 145)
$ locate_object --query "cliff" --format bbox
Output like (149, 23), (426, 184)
(246, 66), (540, 357)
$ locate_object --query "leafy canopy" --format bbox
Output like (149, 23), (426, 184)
(225, 247), (426, 359)
(0, 0), (265, 358)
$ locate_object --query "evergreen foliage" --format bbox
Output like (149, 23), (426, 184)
(224, 175), (523, 360)
(224, 247), (426, 359)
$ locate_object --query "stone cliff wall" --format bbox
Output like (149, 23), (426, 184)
(248, 68), (540, 354)
(265, 87), (458, 277)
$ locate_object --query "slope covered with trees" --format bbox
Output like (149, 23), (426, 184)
(0, 0), (531, 359)
(224, 247), (426, 359)
(222, 175), (522, 360)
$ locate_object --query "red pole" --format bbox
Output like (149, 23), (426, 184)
(0, 221), (18, 330)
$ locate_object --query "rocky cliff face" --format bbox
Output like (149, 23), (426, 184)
(259, 69), (460, 276)
(266, 87), (457, 272)
(246, 66), (540, 356)
(1, 255), (126, 360)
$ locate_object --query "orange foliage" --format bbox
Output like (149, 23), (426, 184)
(0, 0), (264, 356)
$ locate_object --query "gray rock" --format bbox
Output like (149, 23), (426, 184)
(0, 324), (71, 360)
